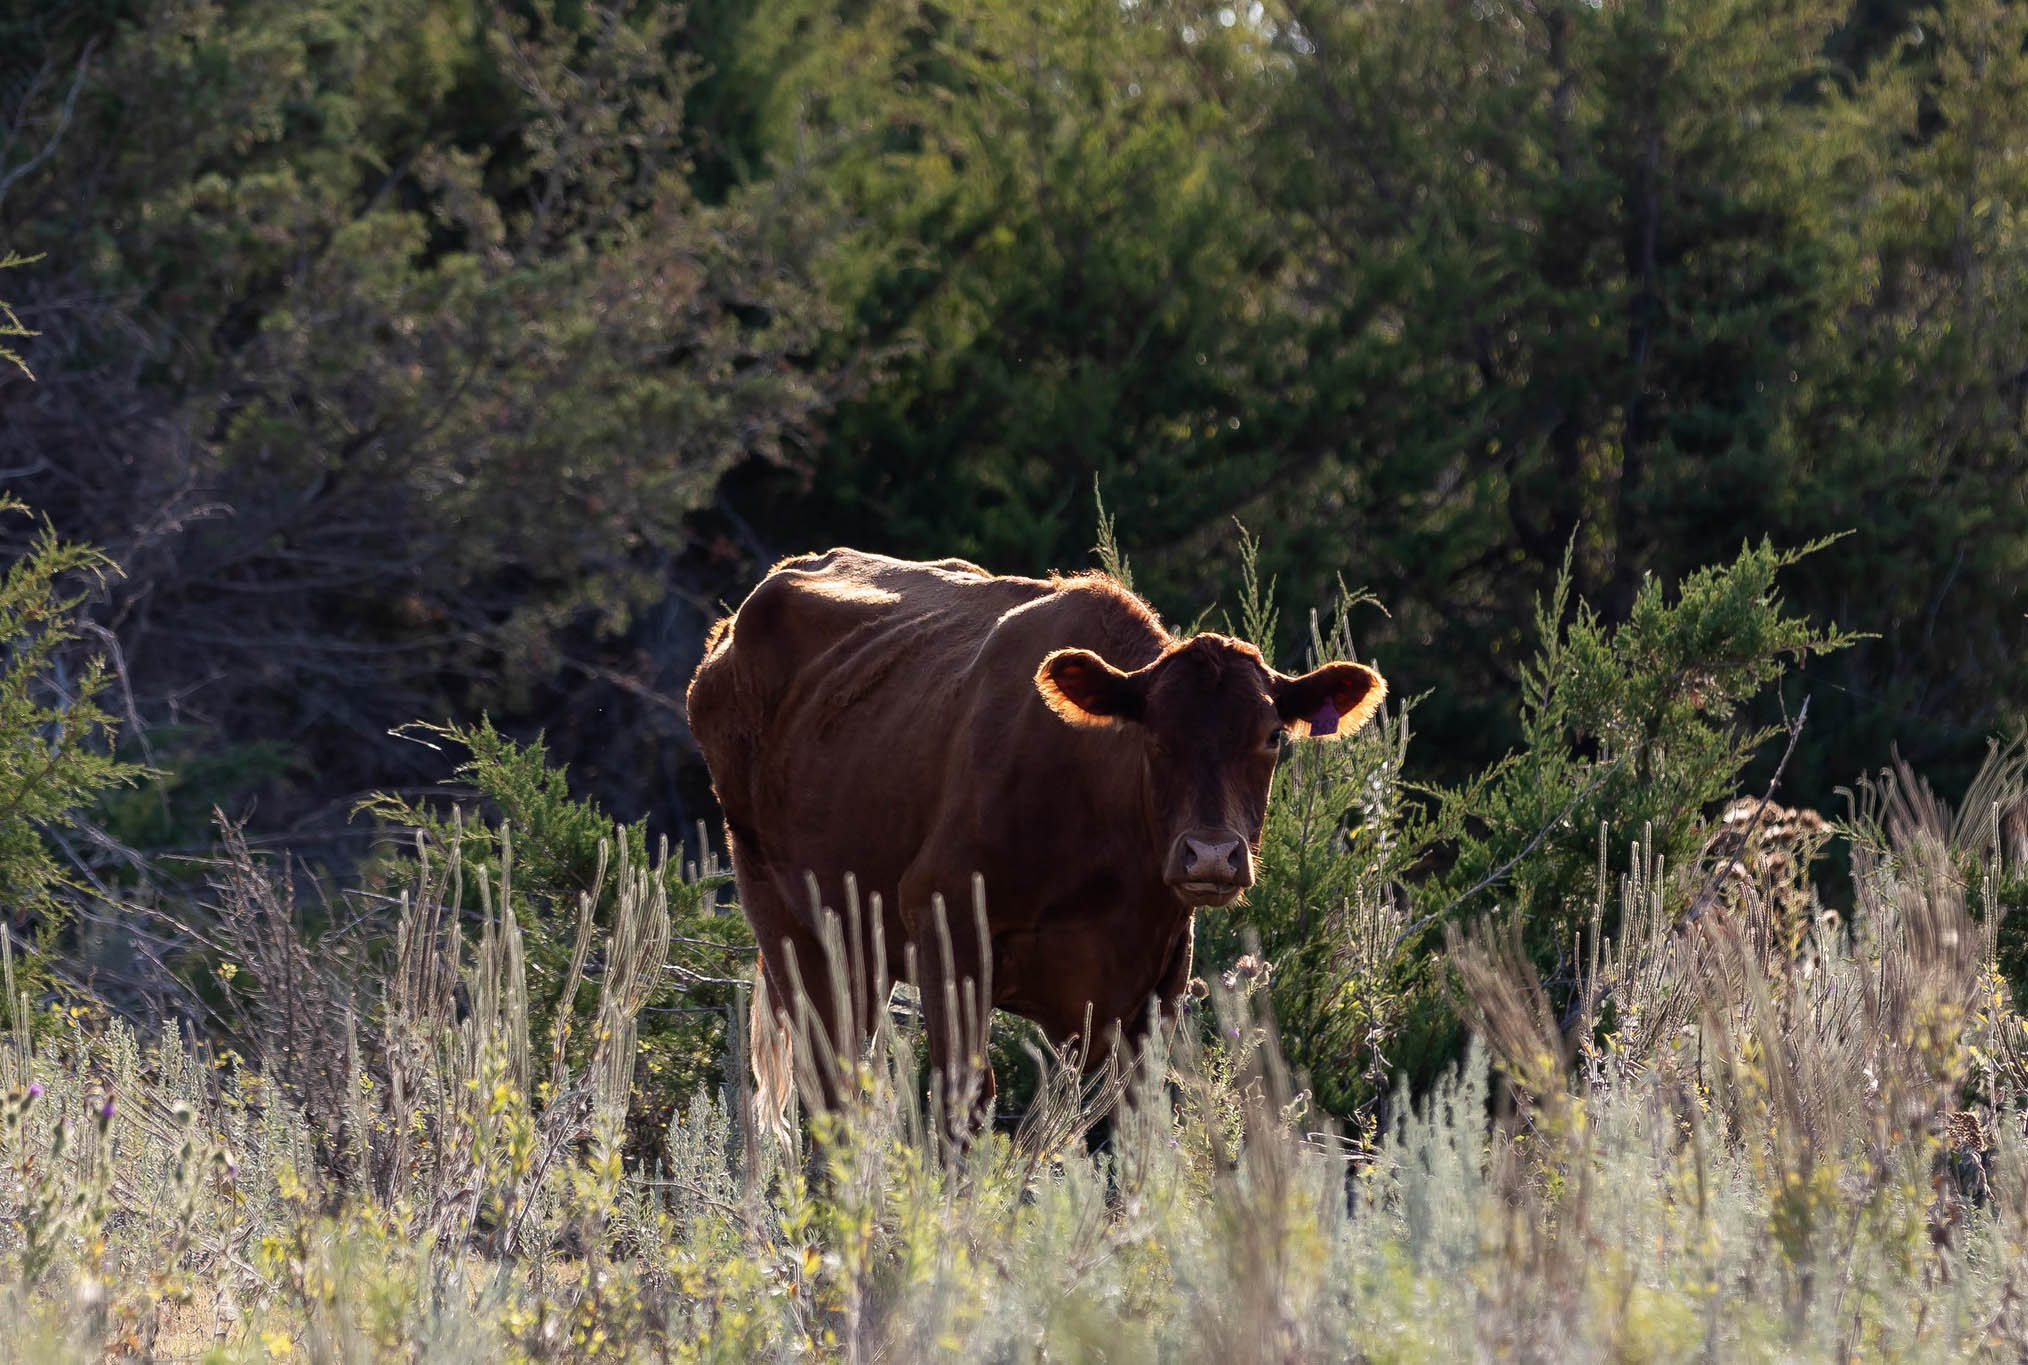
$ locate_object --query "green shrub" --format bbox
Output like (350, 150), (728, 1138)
(1212, 533), (1851, 1118)
(1426, 536), (1852, 948)
(0, 506), (145, 1032)
(359, 718), (746, 1153)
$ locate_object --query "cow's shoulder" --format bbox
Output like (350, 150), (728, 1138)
(982, 569), (1170, 669)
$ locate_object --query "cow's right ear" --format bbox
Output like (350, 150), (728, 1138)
(1035, 648), (1146, 728)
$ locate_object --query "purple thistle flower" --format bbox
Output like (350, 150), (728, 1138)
(25, 1083), (42, 1101)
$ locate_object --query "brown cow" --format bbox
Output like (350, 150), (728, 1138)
(684, 548), (1385, 1135)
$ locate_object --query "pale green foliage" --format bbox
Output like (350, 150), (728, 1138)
(0, 253), (34, 378)
(3, 788), (2027, 1359)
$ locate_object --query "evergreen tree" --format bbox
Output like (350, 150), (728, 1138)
(1772, 0), (2028, 793)
(1142, 0), (1858, 771)
(704, 0), (1288, 571)
(0, 0), (847, 828)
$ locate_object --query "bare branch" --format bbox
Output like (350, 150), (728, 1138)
(76, 621), (154, 770)
(0, 35), (98, 216)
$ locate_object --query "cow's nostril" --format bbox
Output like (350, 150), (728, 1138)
(1180, 834), (1246, 883)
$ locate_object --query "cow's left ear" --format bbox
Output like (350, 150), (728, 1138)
(1273, 661), (1386, 740)
(1036, 648), (1147, 728)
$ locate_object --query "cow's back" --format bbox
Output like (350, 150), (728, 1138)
(686, 549), (1054, 911)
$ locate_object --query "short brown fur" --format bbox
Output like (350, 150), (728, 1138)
(685, 547), (1383, 1133)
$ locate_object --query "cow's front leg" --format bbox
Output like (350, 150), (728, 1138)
(1116, 913), (1197, 1060)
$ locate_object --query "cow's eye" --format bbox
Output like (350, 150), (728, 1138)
(1263, 729), (1285, 752)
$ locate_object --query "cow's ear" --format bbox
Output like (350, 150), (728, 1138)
(1273, 661), (1385, 740)
(1036, 648), (1146, 728)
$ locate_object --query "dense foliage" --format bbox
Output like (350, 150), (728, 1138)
(702, 0), (2028, 801)
(2, 0), (843, 836)
(3, 0), (2025, 842)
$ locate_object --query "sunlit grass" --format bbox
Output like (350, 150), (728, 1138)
(3, 751), (2027, 1361)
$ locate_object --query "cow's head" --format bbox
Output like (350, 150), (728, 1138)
(1034, 634), (1385, 908)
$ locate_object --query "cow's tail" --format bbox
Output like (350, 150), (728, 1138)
(749, 967), (796, 1151)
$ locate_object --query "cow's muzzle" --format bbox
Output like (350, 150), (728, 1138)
(1167, 829), (1254, 907)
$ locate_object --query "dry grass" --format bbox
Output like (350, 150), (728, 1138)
(3, 754), (2028, 1361)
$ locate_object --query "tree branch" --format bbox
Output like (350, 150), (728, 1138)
(0, 36), (98, 216)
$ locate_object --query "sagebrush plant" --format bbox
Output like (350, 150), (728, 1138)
(3, 773), (2027, 1360)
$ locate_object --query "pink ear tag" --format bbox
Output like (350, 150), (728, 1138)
(1308, 699), (1340, 736)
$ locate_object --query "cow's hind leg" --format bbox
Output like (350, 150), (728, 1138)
(748, 964), (795, 1149)
(899, 868), (998, 1140)
(727, 836), (837, 1137)
(732, 835), (879, 1129)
